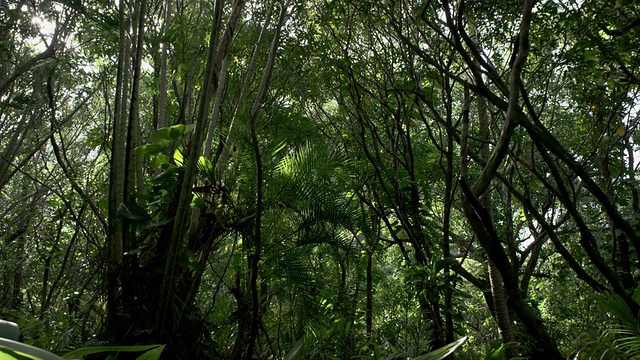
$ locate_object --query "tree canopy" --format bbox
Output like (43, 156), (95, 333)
(1, 0), (640, 359)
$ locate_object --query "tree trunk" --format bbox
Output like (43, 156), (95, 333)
(477, 92), (518, 359)
(441, 78), (456, 346)
(488, 259), (516, 354)
(156, 0), (245, 346)
(246, 5), (287, 358)
(106, 0), (130, 342)
(156, 0), (171, 131)
(366, 242), (373, 343)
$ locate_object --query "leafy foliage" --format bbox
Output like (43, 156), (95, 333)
(572, 289), (640, 359)
(2, 0), (640, 358)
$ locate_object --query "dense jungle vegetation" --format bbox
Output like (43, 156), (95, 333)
(1, 0), (640, 358)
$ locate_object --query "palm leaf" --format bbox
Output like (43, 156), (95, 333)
(572, 288), (640, 359)
(413, 336), (467, 360)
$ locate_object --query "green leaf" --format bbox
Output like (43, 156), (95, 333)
(178, 250), (203, 272)
(583, 49), (598, 62)
(412, 336), (467, 360)
(609, 163), (621, 179)
(192, 196), (207, 209)
(272, 141), (287, 156)
(134, 144), (167, 156)
(197, 156), (213, 173)
(62, 345), (163, 359)
(0, 338), (64, 360)
(151, 153), (170, 168)
(484, 339), (514, 360)
(632, 285), (640, 304)
(182, 123), (196, 133)
(135, 345), (164, 360)
(284, 339), (304, 360)
(152, 126), (174, 141)
(153, 124), (195, 141)
(435, 257), (458, 273)
(174, 148), (184, 166)
(0, 347), (38, 360)
(594, 292), (636, 327)
(97, 198), (109, 211)
(117, 202), (151, 221)
(45, 198), (62, 207)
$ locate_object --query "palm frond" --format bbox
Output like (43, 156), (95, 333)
(269, 142), (351, 206)
(572, 328), (627, 360)
(297, 204), (359, 233)
(296, 225), (355, 255)
(609, 326), (640, 359)
(273, 141), (347, 180)
(572, 289), (640, 359)
(270, 247), (316, 288)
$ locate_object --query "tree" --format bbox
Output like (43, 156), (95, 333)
(2, 0), (640, 359)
